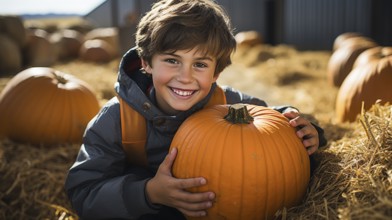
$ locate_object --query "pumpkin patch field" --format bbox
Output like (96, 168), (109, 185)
(0, 29), (391, 219)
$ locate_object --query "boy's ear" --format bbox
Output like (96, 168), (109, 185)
(141, 59), (152, 73)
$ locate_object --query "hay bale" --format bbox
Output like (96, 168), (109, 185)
(79, 39), (115, 63)
(275, 102), (392, 219)
(23, 29), (57, 67)
(50, 29), (84, 60)
(0, 34), (22, 74)
(0, 15), (27, 47)
(84, 27), (120, 57)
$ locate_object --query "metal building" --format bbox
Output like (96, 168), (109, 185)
(84, 0), (392, 51)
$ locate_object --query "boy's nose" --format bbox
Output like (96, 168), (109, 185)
(176, 66), (193, 83)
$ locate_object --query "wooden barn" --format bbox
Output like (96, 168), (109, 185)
(84, 0), (392, 51)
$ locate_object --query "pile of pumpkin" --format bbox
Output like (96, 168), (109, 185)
(327, 32), (392, 123)
(0, 15), (120, 75)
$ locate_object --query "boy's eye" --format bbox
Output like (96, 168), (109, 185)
(194, 62), (207, 68)
(165, 59), (178, 64)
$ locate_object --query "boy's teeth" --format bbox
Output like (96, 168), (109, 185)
(172, 88), (193, 96)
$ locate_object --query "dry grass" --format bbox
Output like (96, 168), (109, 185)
(276, 102), (392, 219)
(0, 141), (79, 219)
(1, 32), (391, 219)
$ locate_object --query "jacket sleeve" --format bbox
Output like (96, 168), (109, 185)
(222, 85), (327, 147)
(65, 98), (159, 219)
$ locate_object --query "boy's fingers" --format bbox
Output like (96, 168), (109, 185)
(176, 191), (215, 205)
(159, 148), (177, 174)
(178, 177), (207, 189)
(306, 145), (318, 155)
(179, 208), (208, 218)
(282, 111), (298, 120)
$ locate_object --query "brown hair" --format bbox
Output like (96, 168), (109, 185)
(135, 0), (236, 75)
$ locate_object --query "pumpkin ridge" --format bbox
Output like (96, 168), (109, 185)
(271, 130), (287, 215)
(7, 81), (37, 140)
(38, 86), (61, 143)
(193, 118), (213, 187)
(56, 89), (70, 141)
(253, 124), (269, 217)
(278, 129), (300, 207)
(22, 77), (59, 143)
(242, 123), (263, 218)
(68, 87), (80, 142)
(216, 119), (235, 216)
(237, 124), (245, 219)
(290, 134), (309, 204)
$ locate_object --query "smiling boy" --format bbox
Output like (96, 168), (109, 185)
(142, 48), (218, 115)
(65, 0), (326, 219)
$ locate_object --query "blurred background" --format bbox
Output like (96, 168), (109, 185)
(1, 0), (391, 52)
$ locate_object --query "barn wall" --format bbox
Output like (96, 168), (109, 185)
(278, 0), (373, 50)
(371, 0), (392, 47)
(85, 0), (391, 51)
(218, 0), (391, 50)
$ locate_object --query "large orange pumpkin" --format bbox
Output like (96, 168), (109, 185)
(170, 104), (310, 220)
(335, 55), (392, 122)
(0, 67), (100, 145)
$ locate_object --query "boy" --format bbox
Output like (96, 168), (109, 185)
(65, 0), (327, 219)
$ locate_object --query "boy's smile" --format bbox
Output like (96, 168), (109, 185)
(171, 87), (196, 97)
(142, 47), (218, 115)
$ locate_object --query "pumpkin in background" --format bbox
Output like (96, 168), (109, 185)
(170, 104), (310, 220)
(24, 29), (58, 67)
(332, 32), (369, 52)
(327, 36), (377, 87)
(0, 34), (22, 74)
(335, 55), (392, 122)
(353, 46), (392, 68)
(50, 29), (84, 61)
(0, 67), (100, 145)
(234, 30), (263, 47)
(79, 39), (115, 63)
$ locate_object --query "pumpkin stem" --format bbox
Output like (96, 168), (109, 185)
(51, 70), (68, 84)
(224, 104), (254, 124)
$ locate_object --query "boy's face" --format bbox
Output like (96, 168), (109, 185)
(142, 47), (218, 115)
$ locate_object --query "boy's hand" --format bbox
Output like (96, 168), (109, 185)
(283, 109), (319, 155)
(146, 148), (215, 217)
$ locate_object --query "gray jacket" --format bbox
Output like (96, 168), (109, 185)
(65, 48), (326, 219)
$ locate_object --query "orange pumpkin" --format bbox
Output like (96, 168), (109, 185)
(335, 55), (392, 122)
(79, 39), (115, 63)
(234, 30), (263, 47)
(170, 104), (310, 220)
(327, 37), (377, 87)
(332, 32), (368, 52)
(0, 67), (100, 145)
(353, 46), (392, 68)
